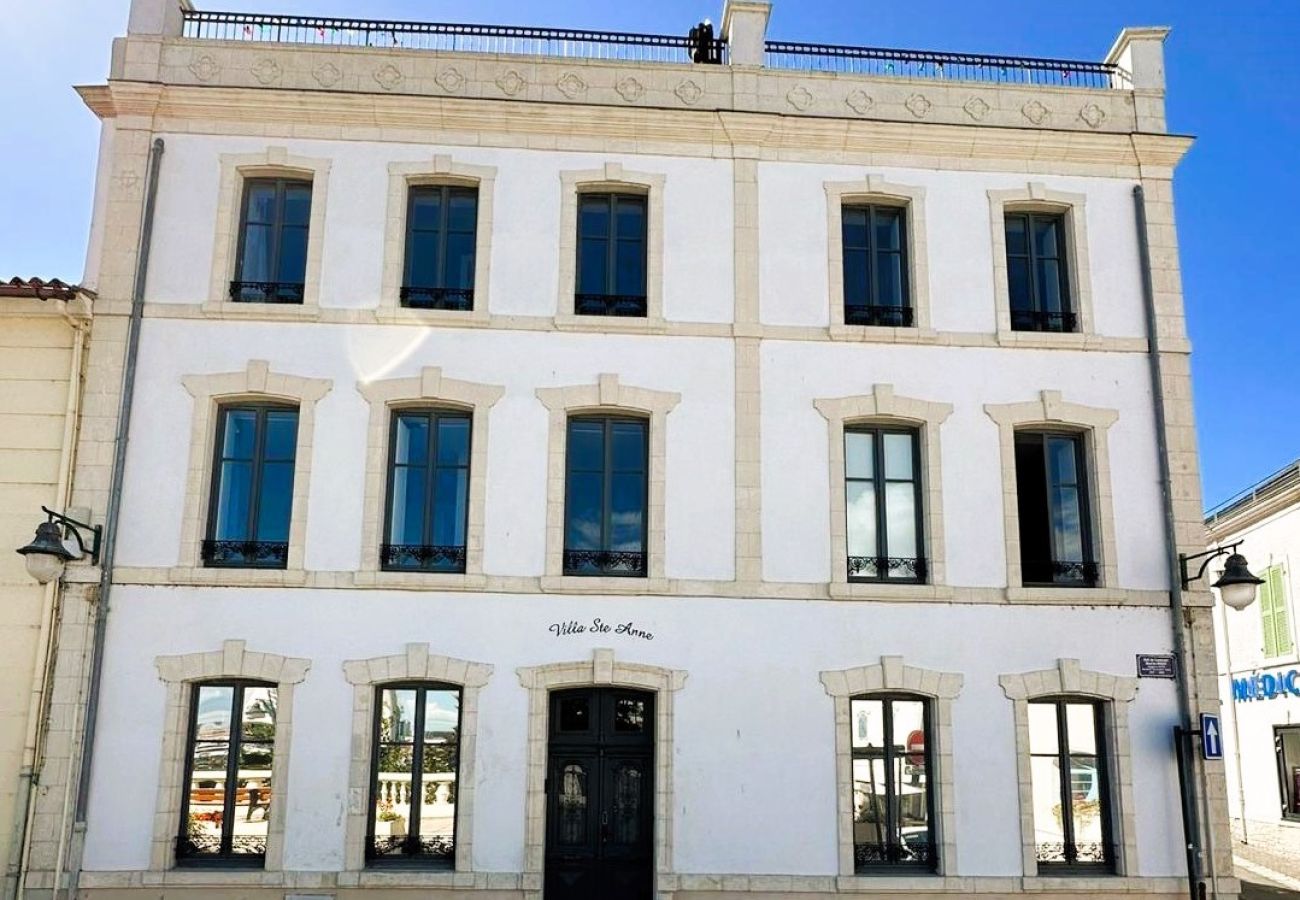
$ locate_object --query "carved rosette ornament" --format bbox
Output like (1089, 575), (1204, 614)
(616, 77), (646, 103)
(496, 69), (526, 96)
(435, 67), (466, 93)
(1078, 102), (1107, 129)
(251, 58), (281, 85)
(674, 79), (704, 105)
(188, 54), (220, 82)
(313, 62), (341, 88)
(963, 96), (990, 121)
(904, 93), (932, 118)
(844, 90), (874, 115)
(1021, 99), (1050, 125)
(786, 85), (815, 111)
(373, 64), (404, 91)
(557, 72), (587, 99)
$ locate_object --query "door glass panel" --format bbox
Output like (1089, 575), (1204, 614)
(558, 695), (590, 732)
(611, 761), (644, 844)
(614, 697), (647, 733)
(558, 763), (589, 846)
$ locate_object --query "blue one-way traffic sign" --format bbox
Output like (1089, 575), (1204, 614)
(1199, 713), (1223, 760)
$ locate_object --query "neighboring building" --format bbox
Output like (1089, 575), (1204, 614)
(1207, 463), (1300, 880)
(0, 278), (92, 898)
(15, 1), (1236, 899)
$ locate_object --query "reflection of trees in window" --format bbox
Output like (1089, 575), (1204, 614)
(849, 695), (935, 871)
(1029, 698), (1114, 871)
(368, 683), (462, 867)
(177, 681), (277, 866)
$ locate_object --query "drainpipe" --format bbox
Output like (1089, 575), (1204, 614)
(59, 137), (164, 900)
(1134, 184), (1217, 900)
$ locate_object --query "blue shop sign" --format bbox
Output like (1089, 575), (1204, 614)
(1233, 668), (1300, 702)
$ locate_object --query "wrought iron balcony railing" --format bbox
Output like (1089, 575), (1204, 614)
(367, 834), (455, 863)
(175, 833), (267, 865)
(847, 556), (927, 584)
(854, 838), (935, 870)
(1022, 559), (1099, 588)
(1010, 308), (1079, 333)
(201, 539), (290, 569)
(844, 304), (914, 327)
(400, 286), (474, 311)
(574, 293), (648, 317)
(765, 41), (1126, 89)
(380, 543), (468, 573)
(563, 549), (647, 577)
(229, 280), (305, 304)
(1036, 840), (1111, 867)
(182, 11), (727, 65)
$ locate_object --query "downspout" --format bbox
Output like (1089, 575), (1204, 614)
(4, 314), (88, 900)
(61, 137), (164, 899)
(1133, 184), (1216, 900)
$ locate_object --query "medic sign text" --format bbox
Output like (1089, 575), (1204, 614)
(1233, 669), (1300, 702)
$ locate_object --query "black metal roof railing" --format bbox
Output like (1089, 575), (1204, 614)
(182, 10), (727, 64)
(1205, 460), (1300, 527)
(764, 41), (1127, 89)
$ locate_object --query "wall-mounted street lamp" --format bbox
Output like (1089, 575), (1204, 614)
(15, 506), (102, 585)
(1180, 541), (1265, 611)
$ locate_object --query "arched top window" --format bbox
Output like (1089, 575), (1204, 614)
(382, 407), (473, 573)
(1027, 696), (1114, 872)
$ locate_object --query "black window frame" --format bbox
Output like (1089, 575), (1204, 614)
(202, 403), (298, 569)
(574, 191), (648, 317)
(849, 693), (937, 873)
(231, 177), (312, 304)
(380, 407), (472, 573)
(1004, 211), (1074, 333)
(841, 203), (913, 327)
(400, 183), (479, 311)
(366, 681), (465, 868)
(1014, 430), (1097, 588)
(1029, 697), (1115, 873)
(1277, 724), (1300, 822)
(844, 425), (926, 584)
(176, 679), (277, 868)
(562, 415), (649, 577)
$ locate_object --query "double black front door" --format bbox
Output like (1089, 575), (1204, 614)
(545, 688), (655, 900)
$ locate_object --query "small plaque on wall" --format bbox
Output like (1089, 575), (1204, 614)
(1136, 654), (1177, 679)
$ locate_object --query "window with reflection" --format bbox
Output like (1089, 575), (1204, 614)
(177, 682), (277, 866)
(402, 185), (478, 310)
(203, 404), (298, 568)
(844, 427), (925, 583)
(850, 696), (935, 871)
(381, 409), (471, 572)
(232, 178), (311, 303)
(563, 416), (648, 577)
(368, 683), (462, 866)
(1014, 431), (1096, 587)
(1005, 212), (1074, 332)
(575, 192), (647, 317)
(1029, 698), (1113, 871)
(842, 204), (911, 327)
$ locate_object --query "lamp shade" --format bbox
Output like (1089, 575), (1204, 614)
(16, 521), (76, 585)
(1213, 553), (1265, 611)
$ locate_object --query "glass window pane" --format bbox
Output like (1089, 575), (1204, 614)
(579, 196), (610, 238)
(254, 461), (294, 542)
(1068, 758), (1105, 851)
(845, 432), (874, 480)
(850, 699), (884, 749)
(264, 411), (298, 462)
(241, 686), (277, 741)
(1008, 257), (1032, 311)
(244, 182), (277, 224)
(278, 225), (308, 284)
(614, 697), (647, 732)
(846, 481), (878, 557)
(875, 251), (903, 308)
(1047, 436), (1078, 486)
(283, 183), (312, 226)
(615, 239), (646, 296)
(447, 190), (477, 233)
(233, 744), (272, 852)
(1033, 217), (1060, 258)
(379, 689), (418, 743)
(843, 249), (869, 308)
(406, 232), (439, 287)
(610, 472), (645, 552)
(389, 466), (427, 545)
(431, 468), (468, 547)
(238, 223), (274, 282)
(891, 701), (930, 845)
(842, 208), (868, 250)
(1037, 259), (1064, 314)
(883, 433), (914, 480)
(409, 189), (442, 230)
(615, 196), (646, 240)
(567, 420), (604, 472)
(558, 694), (590, 731)
(578, 237), (608, 295)
(1066, 704), (1098, 754)
(1028, 703), (1059, 754)
(852, 757), (890, 849)
(1031, 756), (1067, 849)
(424, 690), (460, 743)
(1051, 485), (1085, 562)
(1005, 215), (1028, 256)
(195, 685), (235, 741)
(373, 743), (414, 837)
(394, 415), (431, 467)
(611, 422), (646, 473)
(214, 461), (252, 540)
(222, 410), (257, 459)
(874, 208), (902, 252)
(187, 740), (228, 852)
(436, 417), (470, 467)
(884, 482), (917, 558)
(444, 232), (475, 289)
(565, 472), (603, 550)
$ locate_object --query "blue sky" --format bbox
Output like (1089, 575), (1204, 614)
(1, 0), (1295, 510)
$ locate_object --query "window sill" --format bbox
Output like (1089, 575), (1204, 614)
(829, 324), (938, 344)
(354, 570), (487, 590)
(1005, 586), (1133, 604)
(159, 566), (309, 587)
(337, 870), (523, 889)
(374, 305), (490, 327)
(996, 329), (1138, 352)
(554, 313), (667, 334)
(836, 874), (957, 892)
(830, 582), (954, 601)
(540, 575), (669, 595)
(201, 300), (321, 321)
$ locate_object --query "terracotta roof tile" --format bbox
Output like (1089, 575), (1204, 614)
(0, 277), (93, 301)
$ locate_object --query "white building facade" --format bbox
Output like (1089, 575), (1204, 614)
(1207, 464), (1300, 879)
(16, 1), (1235, 899)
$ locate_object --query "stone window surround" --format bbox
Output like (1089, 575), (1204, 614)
(206, 146), (331, 319)
(815, 385), (953, 599)
(820, 657), (963, 881)
(535, 374), (680, 593)
(342, 644), (493, 880)
(556, 163), (667, 333)
(355, 367), (504, 588)
(988, 183), (1095, 345)
(999, 658), (1140, 877)
(178, 360), (333, 574)
(150, 640), (311, 872)
(516, 649), (687, 900)
(377, 155), (497, 325)
(825, 175), (934, 340)
(984, 391), (1120, 598)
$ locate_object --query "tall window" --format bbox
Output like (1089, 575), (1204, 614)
(1029, 698), (1113, 871)
(845, 427), (925, 583)
(575, 192), (647, 317)
(1277, 725), (1300, 822)
(177, 681), (277, 866)
(850, 696), (935, 871)
(232, 178), (311, 304)
(402, 185), (478, 311)
(563, 416), (647, 577)
(382, 409), (471, 573)
(368, 683), (462, 866)
(1260, 565), (1294, 659)
(1014, 431), (1095, 587)
(1005, 212), (1073, 332)
(842, 204), (911, 326)
(204, 405), (298, 568)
